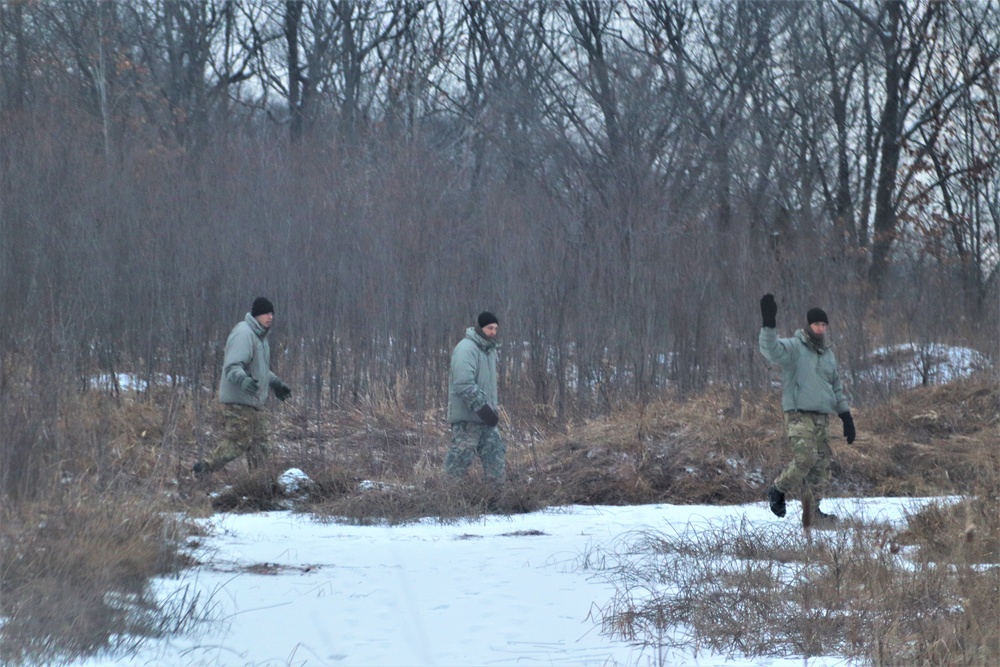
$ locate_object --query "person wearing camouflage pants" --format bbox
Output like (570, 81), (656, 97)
(445, 312), (505, 482)
(194, 297), (292, 476)
(758, 294), (856, 529)
(205, 404), (270, 474)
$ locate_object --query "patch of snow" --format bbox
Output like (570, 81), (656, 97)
(207, 485), (233, 500)
(357, 479), (385, 491)
(357, 479), (414, 493)
(860, 343), (990, 389)
(89, 373), (181, 392)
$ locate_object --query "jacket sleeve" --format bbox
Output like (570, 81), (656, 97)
(759, 327), (797, 369)
(223, 329), (254, 385)
(830, 358), (850, 414)
(452, 344), (488, 412)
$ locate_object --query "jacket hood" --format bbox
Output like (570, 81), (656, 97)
(245, 312), (270, 338)
(466, 326), (498, 352)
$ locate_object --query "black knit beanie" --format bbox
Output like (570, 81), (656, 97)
(806, 307), (828, 325)
(251, 297), (274, 317)
(477, 311), (498, 328)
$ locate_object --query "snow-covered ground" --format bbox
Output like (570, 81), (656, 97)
(71, 496), (944, 667)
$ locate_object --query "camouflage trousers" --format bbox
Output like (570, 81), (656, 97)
(445, 422), (506, 482)
(774, 411), (832, 502)
(204, 404), (270, 474)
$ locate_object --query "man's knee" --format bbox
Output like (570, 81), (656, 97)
(478, 429), (506, 481)
(446, 424), (476, 474)
(445, 447), (475, 477)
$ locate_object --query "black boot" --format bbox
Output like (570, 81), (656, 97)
(768, 486), (786, 518)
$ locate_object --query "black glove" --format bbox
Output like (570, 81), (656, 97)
(476, 404), (500, 427)
(760, 294), (777, 328)
(240, 375), (260, 395)
(839, 411), (856, 444)
(274, 381), (292, 401)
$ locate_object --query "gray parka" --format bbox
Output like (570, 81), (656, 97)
(759, 327), (849, 415)
(448, 326), (499, 424)
(219, 313), (283, 410)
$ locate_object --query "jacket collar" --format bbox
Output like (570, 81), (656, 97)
(795, 328), (830, 353)
(466, 326), (498, 352)
(245, 312), (269, 338)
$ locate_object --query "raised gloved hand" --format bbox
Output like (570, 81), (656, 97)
(476, 404), (500, 427)
(240, 375), (260, 395)
(839, 411), (856, 444)
(760, 294), (777, 328)
(274, 381), (292, 401)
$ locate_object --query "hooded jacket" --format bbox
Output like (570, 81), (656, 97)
(759, 327), (849, 415)
(219, 313), (281, 409)
(448, 326), (499, 424)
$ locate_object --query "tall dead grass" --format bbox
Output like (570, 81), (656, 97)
(0, 492), (201, 665)
(0, 362), (204, 665)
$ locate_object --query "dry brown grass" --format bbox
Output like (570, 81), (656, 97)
(0, 492), (201, 665)
(310, 475), (545, 525)
(528, 388), (783, 506)
(0, 380), (208, 666)
(845, 378), (1000, 496)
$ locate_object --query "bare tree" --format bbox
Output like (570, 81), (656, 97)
(0, 0), (996, 437)
(908, 2), (1000, 315)
(834, 0), (997, 295)
(0, 0), (30, 110)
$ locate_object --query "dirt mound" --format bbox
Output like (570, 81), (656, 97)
(522, 376), (998, 506)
